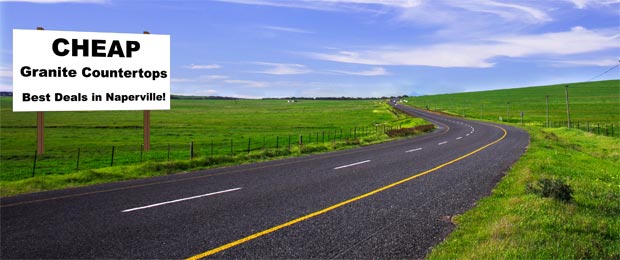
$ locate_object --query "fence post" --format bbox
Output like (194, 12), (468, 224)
(606, 125), (609, 136)
(276, 136), (279, 149)
(322, 131), (325, 143)
(354, 127), (357, 139)
(32, 150), (37, 177)
(299, 135), (303, 147)
(76, 148), (80, 171)
(612, 125), (615, 137)
(190, 141), (194, 160)
(111, 146), (115, 166)
(247, 138), (251, 154)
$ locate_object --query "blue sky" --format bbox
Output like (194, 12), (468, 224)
(1, 0), (619, 98)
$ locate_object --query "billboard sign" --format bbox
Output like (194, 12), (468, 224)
(13, 29), (170, 112)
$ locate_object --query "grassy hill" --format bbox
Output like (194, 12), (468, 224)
(404, 80), (620, 259)
(406, 80), (619, 125)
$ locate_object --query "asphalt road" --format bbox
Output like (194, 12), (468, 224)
(1, 105), (529, 259)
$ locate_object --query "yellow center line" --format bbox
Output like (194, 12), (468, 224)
(186, 124), (508, 260)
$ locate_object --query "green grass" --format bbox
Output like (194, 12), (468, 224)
(428, 127), (620, 259)
(0, 98), (430, 196)
(1, 98), (405, 150)
(405, 80), (619, 124)
(0, 138), (402, 197)
(401, 79), (620, 258)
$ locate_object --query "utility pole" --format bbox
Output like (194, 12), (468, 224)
(564, 85), (571, 128)
(545, 95), (549, 128)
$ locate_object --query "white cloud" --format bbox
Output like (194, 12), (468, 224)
(564, 0), (620, 9)
(216, 0), (548, 25)
(172, 75), (229, 83)
(548, 58), (620, 67)
(0, 67), (12, 78)
(448, 0), (550, 23)
(199, 75), (229, 80)
(260, 25), (313, 34)
(171, 78), (196, 83)
(183, 64), (222, 70)
(172, 88), (219, 96)
(194, 89), (218, 95)
(0, 0), (107, 3)
(252, 62), (312, 75)
(224, 79), (268, 88)
(567, 0), (590, 8)
(308, 27), (620, 68)
(331, 67), (389, 76)
(213, 0), (421, 12)
(494, 26), (619, 54)
(317, 0), (421, 8)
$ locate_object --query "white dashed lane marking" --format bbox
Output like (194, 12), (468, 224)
(334, 160), (371, 170)
(122, 188), (242, 213)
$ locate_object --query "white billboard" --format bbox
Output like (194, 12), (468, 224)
(12, 29), (170, 112)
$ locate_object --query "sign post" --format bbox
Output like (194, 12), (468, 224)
(36, 27), (45, 155)
(143, 31), (151, 151)
(144, 110), (150, 150)
(37, 111), (44, 154)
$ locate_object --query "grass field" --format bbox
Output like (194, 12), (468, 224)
(428, 127), (620, 259)
(405, 80), (619, 125)
(402, 79), (619, 258)
(0, 98), (429, 195)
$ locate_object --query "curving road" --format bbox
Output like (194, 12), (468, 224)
(0, 104), (529, 259)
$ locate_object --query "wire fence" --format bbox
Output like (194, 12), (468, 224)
(3, 124), (413, 181)
(503, 119), (617, 138)
(4, 112), (615, 182)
